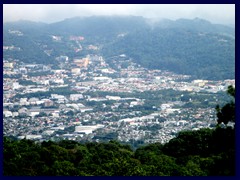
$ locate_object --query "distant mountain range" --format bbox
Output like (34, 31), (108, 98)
(153, 17), (234, 36)
(3, 16), (235, 80)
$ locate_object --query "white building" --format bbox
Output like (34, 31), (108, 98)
(12, 82), (21, 90)
(70, 94), (83, 101)
(3, 110), (12, 117)
(71, 68), (81, 74)
(106, 95), (121, 101)
(75, 125), (104, 134)
(51, 94), (66, 103)
(93, 76), (111, 81)
(20, 98), (28, 106)
(26, 135), (42, 140)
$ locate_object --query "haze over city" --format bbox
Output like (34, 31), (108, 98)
(3, 4), (235, 25)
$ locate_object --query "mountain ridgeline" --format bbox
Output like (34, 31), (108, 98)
(3, 16), (235, 80)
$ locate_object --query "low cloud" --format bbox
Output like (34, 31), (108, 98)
(3, 4), (235, 25)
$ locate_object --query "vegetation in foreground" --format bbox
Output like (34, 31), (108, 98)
(3, 86), (235, 176)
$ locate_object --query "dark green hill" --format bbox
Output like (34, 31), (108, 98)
(47, 16), (148, 39)
(154, 18), (234, 36)
(103, 27), (235, 80)
(3, 127), (235, 176)
(3, 16), (235, 80)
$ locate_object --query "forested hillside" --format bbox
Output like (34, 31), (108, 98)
(102, 25), (235, 80)
(3, 127), (235, 176)
(3, 16), (235, 80)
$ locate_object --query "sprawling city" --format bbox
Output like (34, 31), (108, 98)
(3, 32), (235, 146)
(3, 4), (235, 176)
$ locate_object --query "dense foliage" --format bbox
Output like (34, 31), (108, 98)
(3, 16), (235, 80)
(216, 85), (235, 125)
(3, 29), (54, 64)
(3, 126), (235, 176)
(103, 27), (234, 80)
(4, 87), (236, 176)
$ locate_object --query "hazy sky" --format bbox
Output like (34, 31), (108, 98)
(3, 4), (235, 25)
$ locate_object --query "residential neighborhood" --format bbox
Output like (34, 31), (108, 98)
(3, 31), (235, 147)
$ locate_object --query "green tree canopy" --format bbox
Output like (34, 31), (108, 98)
(216, 85), (235, 125)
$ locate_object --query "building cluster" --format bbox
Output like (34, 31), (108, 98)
(3, 32), (235, 145)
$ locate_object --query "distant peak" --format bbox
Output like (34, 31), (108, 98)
(194, 17), (202, 20)
(193, 17), (211, 23)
